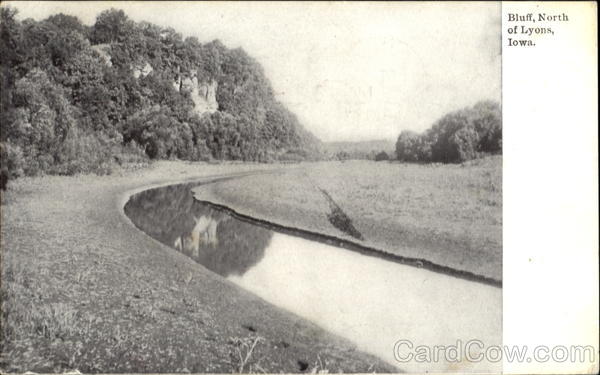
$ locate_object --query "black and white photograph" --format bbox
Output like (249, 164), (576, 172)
(0, 1), (597, 374)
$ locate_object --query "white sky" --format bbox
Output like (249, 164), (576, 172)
(6, 1), (501, 142)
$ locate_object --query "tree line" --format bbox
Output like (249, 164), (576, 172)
(0, 7), (321, 186)
(395, 100), (501, 163)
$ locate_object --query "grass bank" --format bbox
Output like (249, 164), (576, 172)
(0, 161), (396, 373)
(193, 156), (502, 282)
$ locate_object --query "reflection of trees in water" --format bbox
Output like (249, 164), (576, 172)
(124, 182), (272, 277)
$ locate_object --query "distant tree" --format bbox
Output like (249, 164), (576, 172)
(45, 13), (87, 35)
(199, 39), (227, 79)
(375, 151), (389, 161)
(397, 100), (501, 164)
(335, 151), (350, 161)
(396, 130), (428, 162)
(471, 100), (502, 153)
(0, 7), (21, 139)
(427, 101), (502, 162)
(60, 48), (106, 105)
(91, 8), (135, 44)
(18, 18), (57, 71)
(429, 111), (474, 162)
(46, 27), (90, 67)
(0, 6), (21, 67)
(448, 124), (479, 162)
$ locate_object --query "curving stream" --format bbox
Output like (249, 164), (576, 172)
(124, 179), (502, 373)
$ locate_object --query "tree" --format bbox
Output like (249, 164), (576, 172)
(10, 69), (78, 173)
(427, 102), (501, 163)
(46, 13), (87, 35)
(471, 100), (502, 153)
(0, 141), (25, 181)
(60, 49), (106, 105)
(46, 28), (90, 67)
(396, 130), (427, 162)
(375, 151), (389, 161)
(396, 100), (501, 164)
(0, 6), (21, 67)
(448, 124), (479, 162)
(91, 8), (135, 44)
(18, 17), (57, 72)
(0, 7), (21, 139)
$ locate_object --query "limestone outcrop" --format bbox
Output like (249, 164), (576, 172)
(132, 62), (153, 78)
(173, 72), (218, 115)
(90, 44), (112, 67)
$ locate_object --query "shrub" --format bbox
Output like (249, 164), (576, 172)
(116, 140), (149, 165)
(278, 150), (306, 163)
(0, 141), (25, 179)
(335, 151), (350, 161)
(52, 129), (117, 175)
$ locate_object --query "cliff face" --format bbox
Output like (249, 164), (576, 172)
(132, 62), (153, 78)
(173, 73), (218, 115)
(128, 58), (219, 116)
(91, 44), (112, 66)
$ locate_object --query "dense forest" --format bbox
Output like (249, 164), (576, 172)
(0, 7), (321, 183)
(396, 101), (502, 163)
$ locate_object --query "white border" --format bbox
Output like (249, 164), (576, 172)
(503, 2), (598, 374)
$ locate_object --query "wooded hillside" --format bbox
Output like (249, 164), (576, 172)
(0, 7), (321, 182)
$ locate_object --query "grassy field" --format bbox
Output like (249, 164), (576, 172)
(0, 161), (395, 373)
(193, 156), (502, 281)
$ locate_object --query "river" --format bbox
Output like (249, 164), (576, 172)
(124, 179), (501, 373)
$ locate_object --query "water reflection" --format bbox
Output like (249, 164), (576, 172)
(124, 182), (272, 277)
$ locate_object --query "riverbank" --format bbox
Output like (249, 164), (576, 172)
(193, 157), (502, 282)
(0, 161), (396, 373)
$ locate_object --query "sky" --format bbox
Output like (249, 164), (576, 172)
(6, 1), (501, 142)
